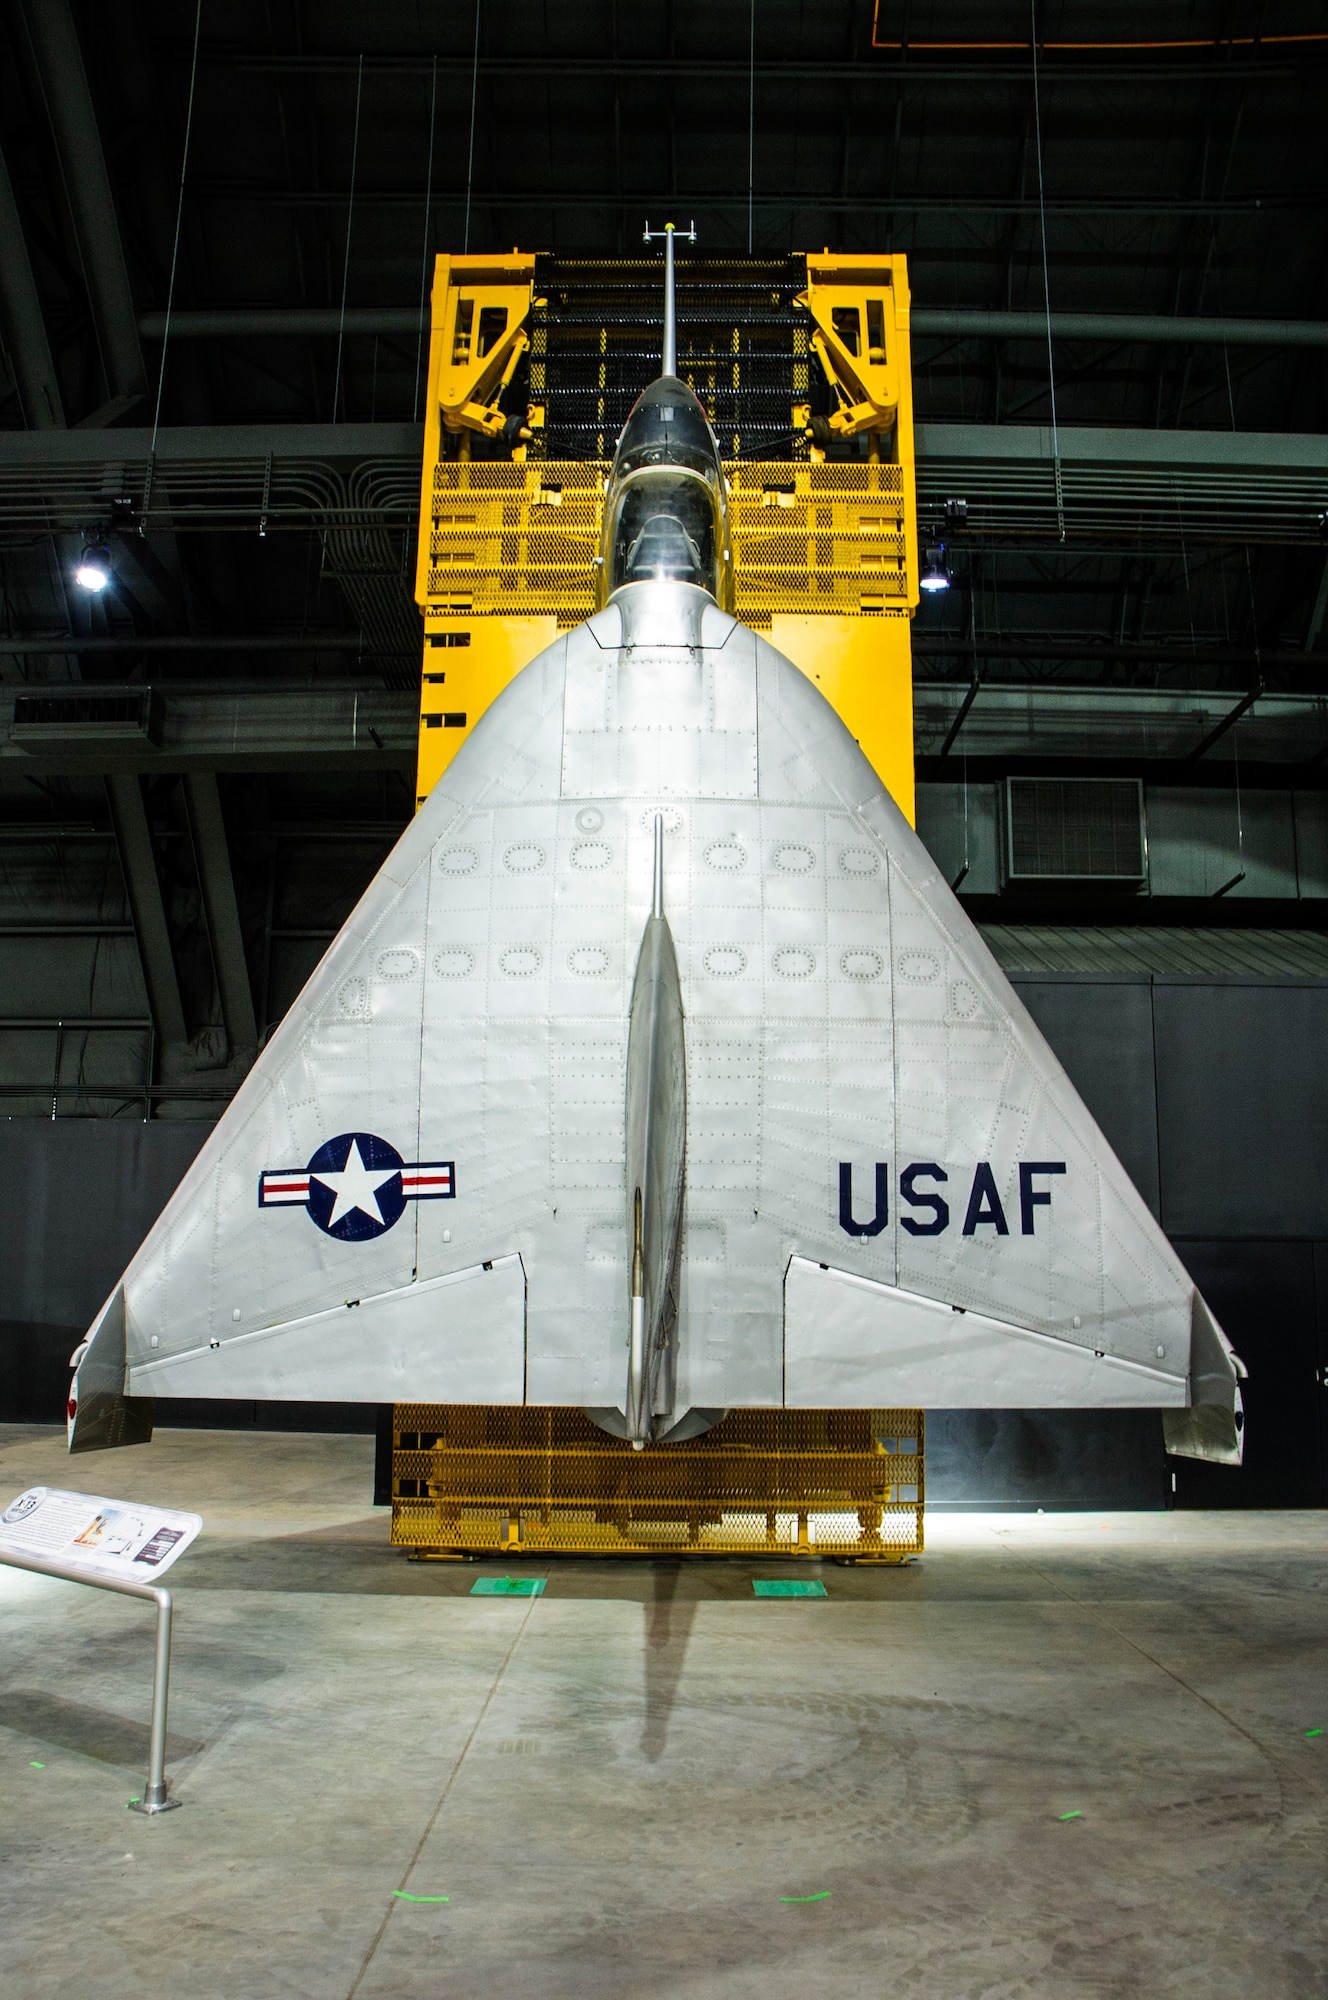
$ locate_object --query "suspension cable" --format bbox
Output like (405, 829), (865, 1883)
(149, 0), (204, 461)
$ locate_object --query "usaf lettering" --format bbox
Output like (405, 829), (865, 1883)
(839, 1161), (1066, 1238)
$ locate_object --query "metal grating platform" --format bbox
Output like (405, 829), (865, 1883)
(423, 458), (912, 628)
(391, 1405), (924, 1561)
(531, 253), (808, 461)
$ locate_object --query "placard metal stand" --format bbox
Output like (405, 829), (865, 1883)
(0, 1549), (181, 1814)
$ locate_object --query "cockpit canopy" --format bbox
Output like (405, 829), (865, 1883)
(600, 377), (731, 608)
(612, 376), (724, 484)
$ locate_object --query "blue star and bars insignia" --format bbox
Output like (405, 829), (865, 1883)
(259, 1132), (454, 1242)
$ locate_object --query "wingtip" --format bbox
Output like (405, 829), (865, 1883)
(67, 1288), (155, 1454)
(1163, 1290), (1246, 1465)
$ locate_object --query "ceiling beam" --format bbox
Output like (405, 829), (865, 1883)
(0, 139), (65, 427)
(0, 635), (366, 654)
(180, 49), (1320, 85)
(913, 421), (1328, 472)
(3, 684), (416, 776)
(913, 639), (1328, 675)
(181, 184), (1324, 218)
(913, 684), (1328, 769)
(17, 0), (146, 404)
(105, 772), (186, 1047)
(0, 424), (1322, 563)
(0, 422), (421, 463)
(183, 774), (258, 1052)
(1, 420), (1325, 474)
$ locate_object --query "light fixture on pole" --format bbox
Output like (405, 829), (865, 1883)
(920, 543), (950, 593)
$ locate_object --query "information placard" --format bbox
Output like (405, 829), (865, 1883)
(0, 1487), (202, 1579)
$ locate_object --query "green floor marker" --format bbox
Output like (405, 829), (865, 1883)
(29, 1760), (44, 1769)
(1058, 1811), (1083, 1821)
(1306, 1728), (1323, 1738)
(753, 1579), (827, 1598)
(780, 1892), (831, 1903)
(393, 1892), (450, 1902)
(470, 1575), (546, 1597)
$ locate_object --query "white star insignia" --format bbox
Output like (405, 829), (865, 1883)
(311, 1138), (399, 1227)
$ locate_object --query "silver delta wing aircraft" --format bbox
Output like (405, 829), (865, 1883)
(69, 242), (1245, 1467)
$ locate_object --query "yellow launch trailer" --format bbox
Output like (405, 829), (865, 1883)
(399, 248), (923, 1562)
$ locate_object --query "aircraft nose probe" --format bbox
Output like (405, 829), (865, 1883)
(643, 220), (697, 376)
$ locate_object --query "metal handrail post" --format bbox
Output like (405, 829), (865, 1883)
(0, 1549), (182, 1814)
(143, 1588), (174, 1811)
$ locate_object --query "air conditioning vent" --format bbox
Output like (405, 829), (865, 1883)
(1005, 778), (1144, 881)
(11, 687), (162, 744)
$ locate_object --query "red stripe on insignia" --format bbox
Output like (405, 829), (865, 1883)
(261, 1173), (310, 1205)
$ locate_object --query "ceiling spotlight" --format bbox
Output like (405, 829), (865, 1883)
(920, 543), (950, 593)
(74, 556), (110, 592)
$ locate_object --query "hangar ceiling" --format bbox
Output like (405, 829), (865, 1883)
(0, 1), (1326, 1114)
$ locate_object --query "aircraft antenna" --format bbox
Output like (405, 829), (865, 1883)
(643, 220), (697, 377)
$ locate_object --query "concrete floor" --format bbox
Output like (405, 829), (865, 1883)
(0, 1426), (1325, 2000)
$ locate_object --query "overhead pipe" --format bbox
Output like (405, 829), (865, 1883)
(139, 307), (425, 339)
(913, 639), (1328, 673)
(912, 309), (1328, 349)
(0, 633), (364, 654)
(139, 305), (1328, 351)
(19, 0), (146, 401)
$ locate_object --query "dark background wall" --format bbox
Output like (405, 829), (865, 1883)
(929, 974), (1328, 1510)
(0, 1118), (374, 1439)
(3, 972), (1326, 1507)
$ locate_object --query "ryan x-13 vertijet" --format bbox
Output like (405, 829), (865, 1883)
(69, 230), (1245, 1467)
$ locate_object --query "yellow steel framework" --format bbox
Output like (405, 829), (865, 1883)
(796, 250), (908, 444)
(392, 1407), (924, 1562)
(421, 250), (540, 446)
